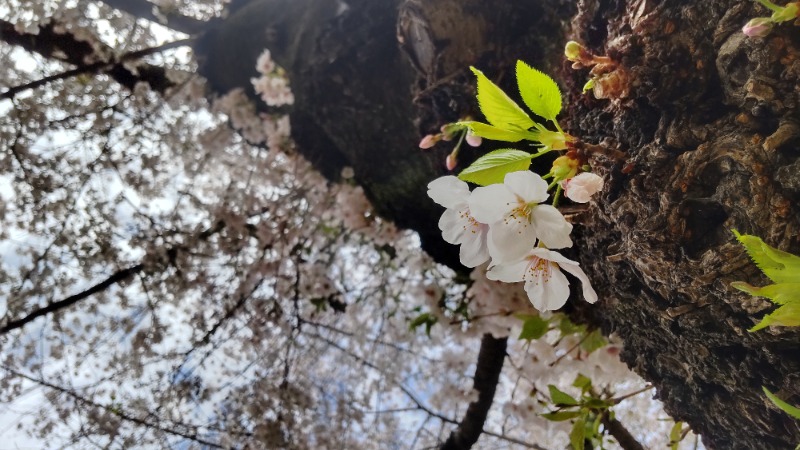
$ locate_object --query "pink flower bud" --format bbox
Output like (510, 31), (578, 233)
(446, 153), (457, 171)
(742, 17), (774, 37)
(562, 172), (604, 203)
(465, 132), (482, 147)
(419, 134), (438, 149)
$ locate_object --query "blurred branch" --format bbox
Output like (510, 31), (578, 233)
(0, 38), (192, 100)
(96, 0), (208, 35)
(0, 264), (145, 335)
(1, 365), (225, 447)
(306, 330), (544, 449)
(1, 222), (228, 335)
(440, 334), (509, 450)
(601, 414), (645, 450)
(0, 19), (189, 95)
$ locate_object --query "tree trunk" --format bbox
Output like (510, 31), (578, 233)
(194, 0), (800, 448)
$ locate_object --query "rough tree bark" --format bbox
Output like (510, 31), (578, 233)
(194, 1), (800, 448)
(4, 0), (799, 448)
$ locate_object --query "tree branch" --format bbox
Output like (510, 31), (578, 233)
(0, 264), (145, 335)
(601, 415), (645, 450)
(1, 365), (224, 447)
(0, 38), (192, 100)
(440, 334), (508, 450)
(0, 19), (188, 95)
(96, 0), (208, 35)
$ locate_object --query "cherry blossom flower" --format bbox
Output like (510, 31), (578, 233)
(468, 171), (572, 262)
(562, 172), (604, 203)
(427, 176), (490, 267)
(487, 247), (597, 311)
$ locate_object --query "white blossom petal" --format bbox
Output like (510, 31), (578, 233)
(525, 262), (570, 311)
(486, 259), (528, 283)
(468, 184), (517, 224)
(531, 205), (573, 249)
(504, 171), (549, 203)
(459, 226), (490, 267)
(558, 260), (598, 304)
(530, 248), (598, 304)
(487, 218), (538, 262)
(438, 208), (465, 244)
(428, 176), (470, 209)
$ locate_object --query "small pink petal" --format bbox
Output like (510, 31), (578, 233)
(465, 133), (482, 147)
(419, 134), (438, 149)
(446, 153), (457, 171)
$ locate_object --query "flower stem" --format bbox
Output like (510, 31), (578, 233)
(552, 184), (563, 207)
(755, 0), (783, 13)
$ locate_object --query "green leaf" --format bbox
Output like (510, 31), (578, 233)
(580, 329), (608, 355)
(557, 316), (587, 336)
(541, 410), (582, 421)
(457, 149), (533, 186)
(456, 121), (532, 142)
(516, 60), (562, 122)
(570, 416), (587, 450)
(731, 282), (800, 305)
(763, 386), (800, 419)
(573, 374), (593, 392)
(669, 421), (684, 450)
(733, 230), (800, 284)
(749, 301), (800, 332)
(549, 385), (579, 407)
(409, 313), (437, 336)
(470, 66), (535, 131)
(518, 315), (549, 341)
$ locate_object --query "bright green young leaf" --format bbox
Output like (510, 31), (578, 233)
(748, 301), (800, 332)
(669, 421), (684, 450)
(731, 282), (800, 305)
(456, 121), (532, 142)
(516, 60), (562, 122)
(541, 411), (583, 422)
(517, 314), (549, 341)
(763, 386), (800, 419)
(733, 230), (800, 283)
(409, 313), (437, 336)
(569, 416), (587, 450)
(549, 385), (579, 407)
(573, 374), (593, 392)
(470, 67), (535, 131)
(580, 329), (608, 355)
(557, 316), (587, 336)
(457, 149), (533, 186)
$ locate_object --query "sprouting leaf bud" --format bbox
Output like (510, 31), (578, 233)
(564, 41), (584, 61)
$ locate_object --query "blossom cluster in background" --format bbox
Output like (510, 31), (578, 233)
(251, 48), (295, 106)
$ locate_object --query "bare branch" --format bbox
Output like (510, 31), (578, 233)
(96, 0), (208, 35)
(602, 415), (646, 450)
(0, 19), (189, 95)
(1, 365), (224, 448)
(0, 264), (145, 335)
(440, 334), (508, 450)
(1, 38), (192, 100)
